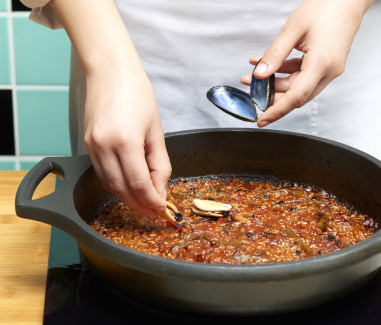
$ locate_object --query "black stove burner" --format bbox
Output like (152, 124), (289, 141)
(42, 228), (381, 325)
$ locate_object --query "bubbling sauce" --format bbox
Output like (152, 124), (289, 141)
(88, 176), (378, 264)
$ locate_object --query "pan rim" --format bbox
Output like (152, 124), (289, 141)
(77, 128), (381, 281)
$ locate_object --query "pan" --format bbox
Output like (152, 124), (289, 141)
(15, 128), (381, 315)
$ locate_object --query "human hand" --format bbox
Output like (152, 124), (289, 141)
(240, 0), (374, 127)
(49, 0), (172, 218)
(84, 66), (171, 218)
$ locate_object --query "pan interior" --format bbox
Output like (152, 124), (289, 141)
(73, 129), (381, 228)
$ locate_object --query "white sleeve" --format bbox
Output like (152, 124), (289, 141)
(19, 0), (63, 29)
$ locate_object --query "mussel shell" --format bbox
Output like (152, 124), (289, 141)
(250, 70), (275, 112)
(207, 62), (275, 122)
(206, 85), (258, 122)
(193, 199), (231, 212)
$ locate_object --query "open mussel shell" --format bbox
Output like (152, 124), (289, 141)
(250, 68), (275, 112)
(207, 63), (275, 122)
(206, 85), (257, 122)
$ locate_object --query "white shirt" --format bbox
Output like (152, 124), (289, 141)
(22, 0), (381, 159)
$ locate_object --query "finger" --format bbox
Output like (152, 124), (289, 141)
(145, 127), (172, 202)
(242, 72), (299, 93)
(305, 75), (331, 102)
(263, 74), (332, 125)
(257, 67), (322, 127)
(250, 57), (302, 75)
(240, 73), (251, 86)
(274, 57), (302, 74)
(117, 140), (167, 213)
(101, 158), (156, 217)
(274, 72), (300, 93)
(254, 28), (301, 79)
(241, 57), (302, 87)
(271, 92), (285, 104)
(86, 148), (108, 188)
(248, 55), (262, 65)
(86, 130), (157, 216)
(96, 147), (157, 217)
(274, 54), (336, 103)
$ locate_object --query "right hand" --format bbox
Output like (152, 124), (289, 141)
(84, 65), (172, 218)
(239, 0), (374, 128)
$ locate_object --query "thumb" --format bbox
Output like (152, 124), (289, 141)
(254, 28), (301, 79)
(145, 130), (172, 202)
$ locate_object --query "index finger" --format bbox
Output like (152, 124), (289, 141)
(257, 59), (324, 126)
(254, 27), (301, 79)
(118, 142), (167, 212)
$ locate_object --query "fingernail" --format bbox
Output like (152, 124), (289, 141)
(243, 75), (251, 83)
(259, 120), (269, 127)
(255, 62), (268, 75)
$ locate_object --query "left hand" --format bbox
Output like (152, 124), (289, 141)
(240, 0), (374, 127)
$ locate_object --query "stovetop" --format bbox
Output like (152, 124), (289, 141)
(43, 228), (381, 325)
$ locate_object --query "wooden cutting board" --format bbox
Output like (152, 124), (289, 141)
(0, 171), (55, 325)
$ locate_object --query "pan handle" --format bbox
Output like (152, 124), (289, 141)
(15, 155), (92, 233)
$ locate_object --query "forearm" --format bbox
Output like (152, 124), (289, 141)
(49, 0), (144, 78)
(49, 0), (170, 216)
(360, 0), (375, 14)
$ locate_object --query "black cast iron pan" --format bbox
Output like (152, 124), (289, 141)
(15, 129), (381, 315)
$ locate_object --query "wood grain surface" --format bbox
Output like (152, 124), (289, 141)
(0, 171), (55, 325)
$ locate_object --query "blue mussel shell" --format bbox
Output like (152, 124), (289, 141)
(207, 63), (275, 122)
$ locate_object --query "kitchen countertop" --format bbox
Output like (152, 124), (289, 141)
(0, 171), (56, 325)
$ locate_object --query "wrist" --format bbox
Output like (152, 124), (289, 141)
(83, 48), (145, 81)
(50, 0), (144, 78)
(350, 0), (374, 17)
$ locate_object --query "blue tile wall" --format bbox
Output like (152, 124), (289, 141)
(13, 16), (70, 85)
(0, 17), (11, 84)
(0, 0), (8, 11)
(17, 88), (70, 155)
(0, 2), (71, 170)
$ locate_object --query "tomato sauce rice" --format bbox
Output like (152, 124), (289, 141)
(88, 176), (378, 264)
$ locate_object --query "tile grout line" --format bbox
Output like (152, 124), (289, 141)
(0, 155), (49, 161)
(17, 84), (69, 89)
(8, 2), (21, 170)
(0, 155), (48, 159)
(2, 3), (72, 170)
(0, 11), (29, 18)
(0, 84), (69, 89)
